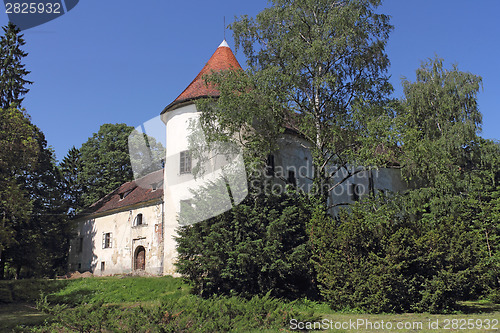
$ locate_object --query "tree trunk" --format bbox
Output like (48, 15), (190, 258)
(0, 251), (4, 280)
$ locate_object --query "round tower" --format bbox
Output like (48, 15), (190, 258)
(160, 40), (243, 275)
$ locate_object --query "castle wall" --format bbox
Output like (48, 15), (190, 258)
(69, 202), (164, 276)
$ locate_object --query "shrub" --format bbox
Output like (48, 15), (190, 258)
(33, 293), (319, 332)
(309, 194), (488, 313)
(176, 181), (317, 300)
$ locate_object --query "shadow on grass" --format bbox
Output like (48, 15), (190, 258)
(458, 300), (500, 314)
(0, 303), (49, 331)
(47, 288), (96, 306)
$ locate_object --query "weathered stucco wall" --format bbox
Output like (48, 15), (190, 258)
(69, 202), (164, 276)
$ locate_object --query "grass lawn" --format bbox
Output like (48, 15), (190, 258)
(0, 276), (499, 332)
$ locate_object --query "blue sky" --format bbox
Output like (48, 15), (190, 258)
(1, 0), (498, 161)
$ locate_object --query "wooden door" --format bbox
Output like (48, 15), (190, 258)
(135, 246), (145, 270)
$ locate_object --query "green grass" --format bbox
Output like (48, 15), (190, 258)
(47, 275), (189, 305)
(1, 276), (499, 332)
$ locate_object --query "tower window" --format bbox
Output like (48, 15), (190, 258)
(101, 261), (105, 272)
(351, 183), (360, 202)
(180, 150), (192, 174)
(266, 154), (275, 176)
(287, 170), (296, 186)
(77, 237), (83, 253)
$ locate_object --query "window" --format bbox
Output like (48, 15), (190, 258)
(77, 237), (83, 253)
(266, 154), (275, 176)
(287, 170), (297, 186)
(101, 261), (105, 272)
(134, 213), (144, 226)
(102, 232), (112, 249)
(351, 183), (360, 202)
(119, 190), (132, 200)
(180, 150), (192, 174)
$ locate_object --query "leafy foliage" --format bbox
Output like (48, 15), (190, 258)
(197, 0), (395, 206)
(309, 58), (500, 313)
(33, 292), (318, 333)
(19, 276), (319, 333)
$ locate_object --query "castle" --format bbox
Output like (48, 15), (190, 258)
(68, 40), (405, 276)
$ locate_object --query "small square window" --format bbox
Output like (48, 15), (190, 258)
(180, 150), (192, 174)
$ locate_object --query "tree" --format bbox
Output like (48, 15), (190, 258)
(197, 0), (394, 208)
(0, 107), (39, 278)
(176, 177), (317, 299)
(78, 123), (135, 207)
(307, 57), (500, 312)
(397, 56), (483, 190)
(60, 146), (84, 215)
(0, 22), (32, 109)
(62, 123), (165, 210)
(309, 194), (487, 313)
(6, 128), (71, 278)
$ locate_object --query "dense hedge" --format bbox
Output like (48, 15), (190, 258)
(176, 183), (317, 300)
(309, 194), (499, 313)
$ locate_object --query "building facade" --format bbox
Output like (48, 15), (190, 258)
(69, 40), (405, 276)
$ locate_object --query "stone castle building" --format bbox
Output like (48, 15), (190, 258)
(69, 40), (405, 276)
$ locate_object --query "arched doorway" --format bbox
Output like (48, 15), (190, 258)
(134, 246), (146, 270)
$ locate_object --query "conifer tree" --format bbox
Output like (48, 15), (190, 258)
(0, 22), (32, 109)
(60, 146), (84, 215)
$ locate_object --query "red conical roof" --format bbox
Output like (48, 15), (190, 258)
(162, 40), (242, 113)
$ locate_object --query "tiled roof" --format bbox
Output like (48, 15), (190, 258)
(162, 40), (242, 113)
(78, 169), (164, 218)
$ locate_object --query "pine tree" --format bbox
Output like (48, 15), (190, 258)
(60, 146), (84, 216)
(0, 22), (32, 109)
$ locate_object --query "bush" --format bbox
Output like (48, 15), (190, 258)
(176, 181), (317, 300)
(33, 293), (319, 332)
(309, 194), (488, 313)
